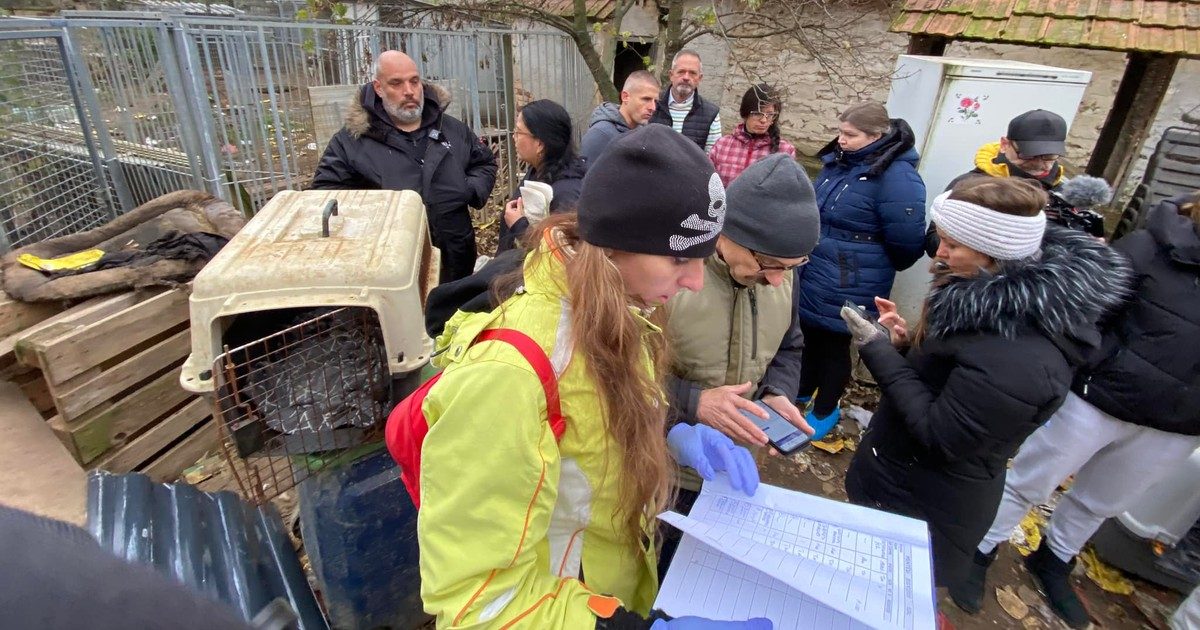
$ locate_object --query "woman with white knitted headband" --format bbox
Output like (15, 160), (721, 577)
(835, 177), (1134, 591)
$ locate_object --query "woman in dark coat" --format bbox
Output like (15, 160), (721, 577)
(425, 100), (586, 336)
(498, 99), (587, 252)
(954, 191), (1200, 628)
(839, 177), (1132, 588)
(794, 102), (926, 439)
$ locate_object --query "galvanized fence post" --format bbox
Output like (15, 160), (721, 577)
(59, 26), (132, 215)
(171, 20), (226, 201)
(153, 20), (209, 193)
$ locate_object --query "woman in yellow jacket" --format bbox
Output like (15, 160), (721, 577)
(418, 126), (770, 630)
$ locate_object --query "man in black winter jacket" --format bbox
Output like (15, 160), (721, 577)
(311, 50), (498, 282)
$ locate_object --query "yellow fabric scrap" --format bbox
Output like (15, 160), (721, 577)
(810, 437), (845, 454)
(18, 249), (105, 272)
(1013, 509), (1046, 556)
(1080, 546), (1135, 595)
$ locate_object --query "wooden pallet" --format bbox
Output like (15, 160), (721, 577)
(4, 287), (217, 482)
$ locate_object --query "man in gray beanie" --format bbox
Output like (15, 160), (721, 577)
(665, 152), (820, 445)
(655, 153), (820, 577)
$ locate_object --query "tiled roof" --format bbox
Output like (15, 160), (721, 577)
(891, 0), (1200, 57)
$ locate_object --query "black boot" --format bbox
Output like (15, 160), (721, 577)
(1024, 542), (1090, 629)
(950, 547), (997, 614)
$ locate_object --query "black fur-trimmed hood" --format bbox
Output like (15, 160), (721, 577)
(925, 226), (1134, 343)
(344, 81), (453, 138)
(817, 118), (919, 177)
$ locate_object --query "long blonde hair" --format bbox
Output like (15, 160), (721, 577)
(494, 213), (673, 548)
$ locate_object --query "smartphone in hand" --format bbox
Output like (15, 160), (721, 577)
(739, 401), (810, 455)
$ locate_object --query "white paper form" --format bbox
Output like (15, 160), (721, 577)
(655, 476), (936, 630)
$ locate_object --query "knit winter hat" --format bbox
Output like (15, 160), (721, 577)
(722, 154), (819, 258)
(578, 125), (724, 258)
(931, 190), (1046, 260)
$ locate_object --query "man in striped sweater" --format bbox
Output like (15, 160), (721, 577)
(649, 49), (722, 152)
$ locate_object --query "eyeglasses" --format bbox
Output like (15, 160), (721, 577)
(749, 111), (778, 121)
(753, 252), (808, 274)
(1012, 144), (1059, 162)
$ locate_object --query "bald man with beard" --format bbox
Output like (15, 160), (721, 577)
(313, 51), (497, 282)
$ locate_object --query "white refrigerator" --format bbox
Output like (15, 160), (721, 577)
(884, 55), (1092, 322)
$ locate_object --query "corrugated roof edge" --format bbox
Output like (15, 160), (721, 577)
(86, 470), (328, 630)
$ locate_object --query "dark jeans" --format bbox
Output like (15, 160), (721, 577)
(796, 323), (852, 417)
(431, 208), (478, 283)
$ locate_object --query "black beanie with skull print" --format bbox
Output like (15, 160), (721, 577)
(577, 124), (725, 259)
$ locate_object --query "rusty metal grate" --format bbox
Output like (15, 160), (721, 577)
(212, 307), (389, 504)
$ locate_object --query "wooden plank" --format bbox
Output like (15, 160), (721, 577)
(0, 382), (86, 526)
(16, 374), (55, 418)
(92, 397), (212, 473)
(21, 288), (189, 385)
(0, 292), (64, 339)
(141, 420), (218, 482)
(5, 292), (143, 366)
(45, 415), (82, 462)
(53, 328), (191, 422)
(51, 368), (194, 465)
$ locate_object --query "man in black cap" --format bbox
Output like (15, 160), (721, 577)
(924, 109), (1068, 256)
(664, 153), (820, 444)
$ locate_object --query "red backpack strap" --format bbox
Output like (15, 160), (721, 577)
(475, 328), (565, 440)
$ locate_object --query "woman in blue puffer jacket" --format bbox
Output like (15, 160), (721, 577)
(794, 102), (927, 437)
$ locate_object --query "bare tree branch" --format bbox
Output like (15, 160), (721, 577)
(379, 0), (895, 106)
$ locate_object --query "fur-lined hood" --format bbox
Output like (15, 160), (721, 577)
(344, 81), (453, 138)
(925, 226), (1134, 343)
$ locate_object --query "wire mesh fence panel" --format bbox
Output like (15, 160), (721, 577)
(67, 22), (204, 208)
(0, 15), (596, 247)
(0, 33), (115, 250)
(212, 306), (389, 504)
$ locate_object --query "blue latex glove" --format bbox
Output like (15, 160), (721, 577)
(650, 617), (773, 630)
(667, 423), (760, 495)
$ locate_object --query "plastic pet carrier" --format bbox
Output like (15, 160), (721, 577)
(180, 189), (438, 503)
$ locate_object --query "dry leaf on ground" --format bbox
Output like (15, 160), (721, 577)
(998, 585), (1030, 619)
(811, 460), (836, 482)
(1130, 589), (1173, 630)
(789, 451), (811, 474)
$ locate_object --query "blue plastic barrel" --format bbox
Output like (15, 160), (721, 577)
(298, 447), (428, 629)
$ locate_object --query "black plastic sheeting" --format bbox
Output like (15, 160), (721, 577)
(86, 471), (327, 630)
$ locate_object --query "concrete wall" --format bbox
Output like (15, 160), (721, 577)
(720, 2), (909, 168)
